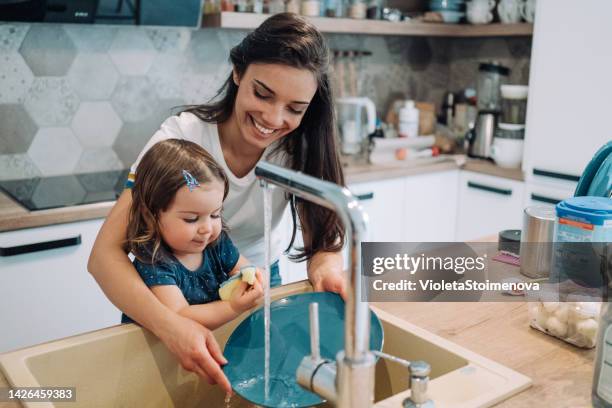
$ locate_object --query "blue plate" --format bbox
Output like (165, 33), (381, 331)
(223, 292), (384, 407)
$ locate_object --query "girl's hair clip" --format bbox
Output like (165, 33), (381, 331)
(182, 170), (200, 192)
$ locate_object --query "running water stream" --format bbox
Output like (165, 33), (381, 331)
(262, 183), (272, 402)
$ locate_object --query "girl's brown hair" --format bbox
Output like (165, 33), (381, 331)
(126, 139), (229, 264)
(184, 12), (345, 262)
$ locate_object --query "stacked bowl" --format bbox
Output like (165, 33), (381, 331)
(429, 0), (465, 23)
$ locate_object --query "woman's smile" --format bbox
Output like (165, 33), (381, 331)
(249, 114), (279, 138)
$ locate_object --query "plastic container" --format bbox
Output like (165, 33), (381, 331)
(398, 100), (420, 138)
(555, 197), (612, 243)
(527, 292), (600, 349)
(550, 197), (612, 293)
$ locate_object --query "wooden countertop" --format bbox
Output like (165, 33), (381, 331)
(0, 156), (524, 232)
(0, 193), (112, 232)
(374, 300), (595, 407)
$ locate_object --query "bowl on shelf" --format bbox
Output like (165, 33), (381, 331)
(437, 10), (465, 23)
(429, 0), (465, 12)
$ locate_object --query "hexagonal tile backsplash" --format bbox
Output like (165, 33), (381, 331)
(0, 23), (531, 181)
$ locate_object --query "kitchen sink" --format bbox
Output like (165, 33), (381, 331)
(0, 281), (530, 408)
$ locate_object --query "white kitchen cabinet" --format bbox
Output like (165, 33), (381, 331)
(349, 177), (406, 242)
(455, 171), (524, 241)
(349, 171), (460, 243)
(403, 170), (458, 242)
(0, 219), (120, 353)
(522, 0), (612, 181)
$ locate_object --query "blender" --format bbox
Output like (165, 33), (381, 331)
(467, 62), (510, 159)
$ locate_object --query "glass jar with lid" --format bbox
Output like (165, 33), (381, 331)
(301, 0), (321, 16)
(348, 0), (366, 18)
(286, 0), (301, 13)
(268, 0), (286, 13)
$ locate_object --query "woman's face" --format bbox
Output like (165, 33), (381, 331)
(232, 63), (318, 151)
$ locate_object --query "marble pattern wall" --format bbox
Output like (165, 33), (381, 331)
(0, 22), (531, 180)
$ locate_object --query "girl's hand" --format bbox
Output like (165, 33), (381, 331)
(229, 279), (263, 313)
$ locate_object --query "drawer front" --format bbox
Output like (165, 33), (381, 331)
(0, 219), (120, 353)
(523, 182), (575, 210)
(456, 171), (524, 241)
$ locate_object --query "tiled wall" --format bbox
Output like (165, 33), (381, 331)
(0, 23), (531, 180)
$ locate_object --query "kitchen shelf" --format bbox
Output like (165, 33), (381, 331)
(201, 12), (533, 37)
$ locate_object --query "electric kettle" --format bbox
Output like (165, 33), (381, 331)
(336, 97), (376, 156)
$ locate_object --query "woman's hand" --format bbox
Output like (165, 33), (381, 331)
(157, 314), (232, 393)
(229, 277), (264, 313)
(311, 268), (347, 300)
(308, 251), (347, 300)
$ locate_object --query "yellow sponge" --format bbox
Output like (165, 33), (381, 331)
(219, 265), (258, 301)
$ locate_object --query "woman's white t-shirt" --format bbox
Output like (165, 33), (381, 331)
(129, 112), (290, 267)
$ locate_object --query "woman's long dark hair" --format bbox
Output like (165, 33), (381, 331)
(184, 12), (345, 262)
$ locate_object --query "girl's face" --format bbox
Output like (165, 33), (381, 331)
(232, 63), (318, 151)
(158, 179), (225, 257)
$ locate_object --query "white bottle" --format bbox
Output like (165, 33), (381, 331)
(398, 100), (420, 138)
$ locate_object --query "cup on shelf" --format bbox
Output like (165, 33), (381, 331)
(497, 0), (522, 23)
(520, 0), (536, 22)
(466, 0), (495, 24)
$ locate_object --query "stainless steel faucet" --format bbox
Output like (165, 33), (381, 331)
(255, 161), (433, 408)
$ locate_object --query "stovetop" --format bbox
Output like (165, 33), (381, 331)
(0, 169), (129, 211)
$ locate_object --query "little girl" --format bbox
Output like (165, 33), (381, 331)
(121, 139), (263, 329)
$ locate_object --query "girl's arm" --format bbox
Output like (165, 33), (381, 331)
(151, 280), (263, 331)
(88, 190), (231, 392)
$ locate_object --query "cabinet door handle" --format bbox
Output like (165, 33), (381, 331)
(355, 192), (374, 201)
(467, 181), (512, 196)
(0, 235), (82, 257)
(533, 168), (581, 182)
(531, 194), (561, 205)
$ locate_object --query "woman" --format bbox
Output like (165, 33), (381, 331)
(88, 13), (346, 392)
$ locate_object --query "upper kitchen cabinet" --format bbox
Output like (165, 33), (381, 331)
(522, 0), (612, 182)
(202, 12), (533, 36)
(0, 0), (203, 27)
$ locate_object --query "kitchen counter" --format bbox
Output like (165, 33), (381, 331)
(373, 300), (594, 407)
(0, 156), (524, 232)
(0, 192), (113, 232)
(0, 273), (594, 408)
